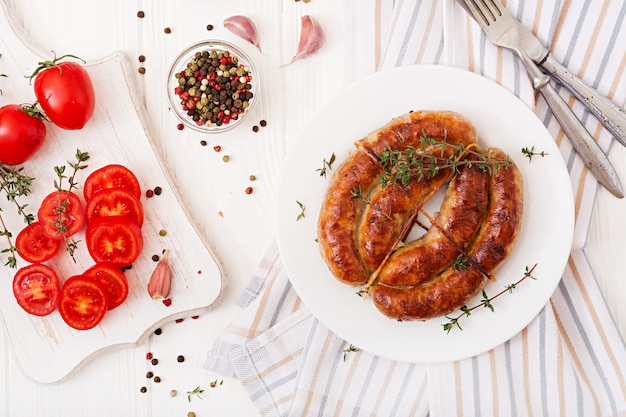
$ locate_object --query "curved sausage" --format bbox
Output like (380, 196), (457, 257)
(377, 161), (490, 286)
(370, 148), (523, 320)
(317, 111), (478, 285)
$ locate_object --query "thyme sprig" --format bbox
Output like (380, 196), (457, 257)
(0, 164), (36, 268)
(342, 344), (359, 361)
(186, 385), (205, 402)
(521, 146), (548, 162)
(53, 149), (90, 261)
(442, 264), (538, 333)
(317, 153), (336, 178)
(378, 132), (510, 188)
(0, 73), (7, 95)
(296, 200), (306, 221)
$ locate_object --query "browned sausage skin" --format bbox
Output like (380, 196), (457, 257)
(317, 110), (478, 285)
(370, 148), (523, 321)
(376, 162), (491, 287)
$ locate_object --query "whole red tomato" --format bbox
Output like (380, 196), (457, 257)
(0, 104), (47, 165)
(32, 54), (95, 130)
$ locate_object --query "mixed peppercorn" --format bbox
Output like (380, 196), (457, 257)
(173, 50), (254, 128)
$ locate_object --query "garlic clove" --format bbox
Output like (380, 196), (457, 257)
(224, 15), (260, 51)
(282, 15), (324, 67)
(147, 250), (171, 300)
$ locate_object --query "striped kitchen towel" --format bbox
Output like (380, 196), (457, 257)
(205, 0), (626, 416)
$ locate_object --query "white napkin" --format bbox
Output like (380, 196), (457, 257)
(205, 1), (626, 415)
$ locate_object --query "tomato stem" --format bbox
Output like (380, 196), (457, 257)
(26, 51), (87, 83)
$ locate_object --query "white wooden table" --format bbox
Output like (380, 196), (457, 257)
(0, 1), (624, 416)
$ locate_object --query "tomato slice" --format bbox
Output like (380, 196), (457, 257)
(83, 164), (141, 201)
(85, 188), (144, 227)
(15, 221), (61, 263)
(83, 262), (129, 310)
(86, 217), (144, 266)
(59, 275), (108, 330)
(37, 191), (85, 240)
(13, 264), (60, 316)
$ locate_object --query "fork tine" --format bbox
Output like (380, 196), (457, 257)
(464, 0), (502, 27)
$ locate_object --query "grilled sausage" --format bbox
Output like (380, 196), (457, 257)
(317, 110), (478, 285)
(370, 148), (523, 320)
(377, 162), (490, 287)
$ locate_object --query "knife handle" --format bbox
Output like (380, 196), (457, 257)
(542, 55), (626, 147)
(519, 51), (624, 198)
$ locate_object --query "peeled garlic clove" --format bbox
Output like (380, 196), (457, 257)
(224, 15), (260, 50)
(283, 15), (324, 67)
(147, 250), (171, 300)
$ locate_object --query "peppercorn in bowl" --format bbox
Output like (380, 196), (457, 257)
(167, 40), (257, 133)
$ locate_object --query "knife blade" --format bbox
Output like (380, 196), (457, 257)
(494, 8), (626, 147)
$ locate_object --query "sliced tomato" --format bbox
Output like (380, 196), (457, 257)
(37, 191), (85, 240)
(59, 275), (108, 330)
(13, 264), (60, 316)
(83, 164), (141, 201)
(83, 262), (129, 310)
(85, 188), (144, 227)
(86, 217), (144, 267)
(15, 222), (61, 263)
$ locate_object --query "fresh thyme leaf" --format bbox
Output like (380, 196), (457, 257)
(186, 385), (205, 402)
(521, 146), (548, 162)
(342, 344), (359, 361)
(317, 153), (336, 178)
(296, 200), (306, 221)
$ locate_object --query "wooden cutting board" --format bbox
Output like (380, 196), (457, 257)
(0, 0), (223, 384)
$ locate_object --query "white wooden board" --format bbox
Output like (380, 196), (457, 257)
(0, 0), (223, 384)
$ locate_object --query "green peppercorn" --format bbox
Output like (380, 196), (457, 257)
(249, 175), (257, 181)
(159, 229), (167, 236)
(222, 155), (230, 162)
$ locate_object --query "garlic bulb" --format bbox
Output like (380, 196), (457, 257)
(224, 15), (260, 51)
(283, 15), (324, 67)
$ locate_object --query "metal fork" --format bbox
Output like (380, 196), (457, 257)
(459, 0), (624, 198)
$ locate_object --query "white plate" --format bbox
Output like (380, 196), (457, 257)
(275, 65), (574, 363)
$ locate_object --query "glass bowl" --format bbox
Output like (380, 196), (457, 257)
(167, 39), (258, 133)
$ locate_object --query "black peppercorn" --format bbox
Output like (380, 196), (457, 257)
(177, 355), (185, 363)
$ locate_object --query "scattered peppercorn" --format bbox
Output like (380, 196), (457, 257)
(152, 254), (160, 262)
(259, 119), (267, 127)
(188, 412), (196, 417)
(159, 229), (167, 236)
(146, 352), (153, 360)
(138, 55), (146, 62)
(154, 376), (161, 383)
(213, 145), (221, 152)
(222, 155), (230, 162)
(249, 175), (257, 181)
(154, 186), (162, 195)
(177, 355), (185, 363)
(252, 125), (259, 132)
(146, 371), (154, 379)
(138, 67), (146, 74)
(162, 299), (172, 307)
(170, 390), (178, 397)
(151, 358), (159, 366)
(177, 123), (185, 130)
(146, 189), (154, 198)
(175, 318), (184, 323)
(154, 328), (163, 335)
(245, 186), (253, 194)
(137, 11), (145, 18)
(140, 386), (147, 393)
(200, 140), (207, 146)
(164, 27), (172, 34)
(192, 315), (200, 319)
(206, 24), (214, 31)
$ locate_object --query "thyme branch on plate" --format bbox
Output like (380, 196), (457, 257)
(53, 149), (89, 261)
(521, 146), (548, 162)
(296, 200), (306, 221)
(442, 263), (538, 333)
(377, 132), (510, 188)
(0, 164), (36, 268)
(316, 152), (336, 178)
(350, 185), (392, 221)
